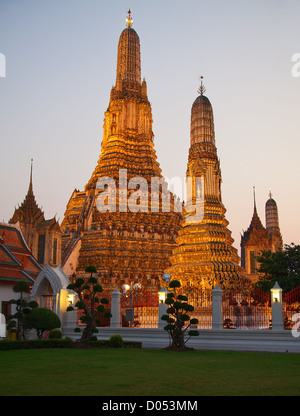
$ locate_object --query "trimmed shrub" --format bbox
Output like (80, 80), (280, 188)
(0, 339), (73, 350)
(87, 339), (142, 349)
(48, 329), (62, 339)
(23, 308), (61, 339)
(109, 334), (123, 348)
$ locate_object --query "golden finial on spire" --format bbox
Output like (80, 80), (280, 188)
(126, 9), (133, 27)
(198, 75), (206, 96)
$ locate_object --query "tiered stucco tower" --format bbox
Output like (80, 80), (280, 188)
(166, 81), (245, 290)
(60, 12), (182, 291)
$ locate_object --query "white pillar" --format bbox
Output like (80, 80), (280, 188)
(271, 282), (284, 331)
(158, 303), (168, 329)
(212, 284), (223, 330)
(0, 313), (6, 339)
(110, 288), (122, 328)
(158, 286), (168, 329)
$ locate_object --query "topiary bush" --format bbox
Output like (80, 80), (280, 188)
(161, 280), (199, 351)
(48, 329), (62, 339)
(23, 308), (61, 339)
(109, 334), (123, 348)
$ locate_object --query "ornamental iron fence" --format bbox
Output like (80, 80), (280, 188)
(121, 287), (159, 328)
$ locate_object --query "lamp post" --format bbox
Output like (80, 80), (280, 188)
(162, 273), (171, 284)
(122, 282), (140, 327)
(121, 283), (132, 327)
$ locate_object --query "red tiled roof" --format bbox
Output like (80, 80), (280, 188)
(0, 223), (41, 284)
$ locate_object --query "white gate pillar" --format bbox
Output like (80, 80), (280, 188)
(110, 288), (122, 328)
(212, 284), (223, 330)
(158, 286), (168, 329)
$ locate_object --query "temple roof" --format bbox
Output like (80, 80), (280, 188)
(10, 160), (45, 224)
(248, 188), (265, 230)
(241, 189), (268, 246)
(0, 223), (41, 284)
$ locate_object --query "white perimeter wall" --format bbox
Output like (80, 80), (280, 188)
(62, 327), (300, 354)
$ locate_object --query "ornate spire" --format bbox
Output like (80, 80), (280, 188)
(248, 187), (265, 231)
(9, 159), (44, 224)
(126, 9), (133, 28)
(266, 191), (280, 230)
(116, 10), (141, 89)
(28, 158), (33, 194)
(190, 77), (215, 145)
(61, 12), (182, 291)
(166, 82), (244, 290)
(21, 159), (41, 216)
(253, 186), (257, 211)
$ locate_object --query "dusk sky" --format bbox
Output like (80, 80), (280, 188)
(1, 0), (299, 255)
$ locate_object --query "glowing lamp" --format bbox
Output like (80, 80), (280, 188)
(271, 282), (282, 304)
(121, 284), (131, 294)
(158, 286), (168, 303)
(67, 293), (75, 305)
(162, 273), (171, 283)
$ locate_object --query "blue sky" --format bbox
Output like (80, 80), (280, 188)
(0, 0), (299, 254)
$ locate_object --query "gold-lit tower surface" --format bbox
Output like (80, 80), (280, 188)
(166, 81), (246, 290)
(60, 12), (182, 292)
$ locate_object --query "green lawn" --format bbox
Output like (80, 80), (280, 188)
(0, 348), (300, 396)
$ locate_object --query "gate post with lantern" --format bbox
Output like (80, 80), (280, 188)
(158, 286), (168, 329)
(271, 282), (284, 331)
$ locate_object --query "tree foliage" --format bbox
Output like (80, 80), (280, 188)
(255, 243), (300, 293)
(66, 266), (112, 343)
(23, 308), (61, 339)
(7, 281), (38, 340)
(161, 280), (199, 351)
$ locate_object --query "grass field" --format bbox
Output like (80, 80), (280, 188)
(0, 348), (300, 396)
